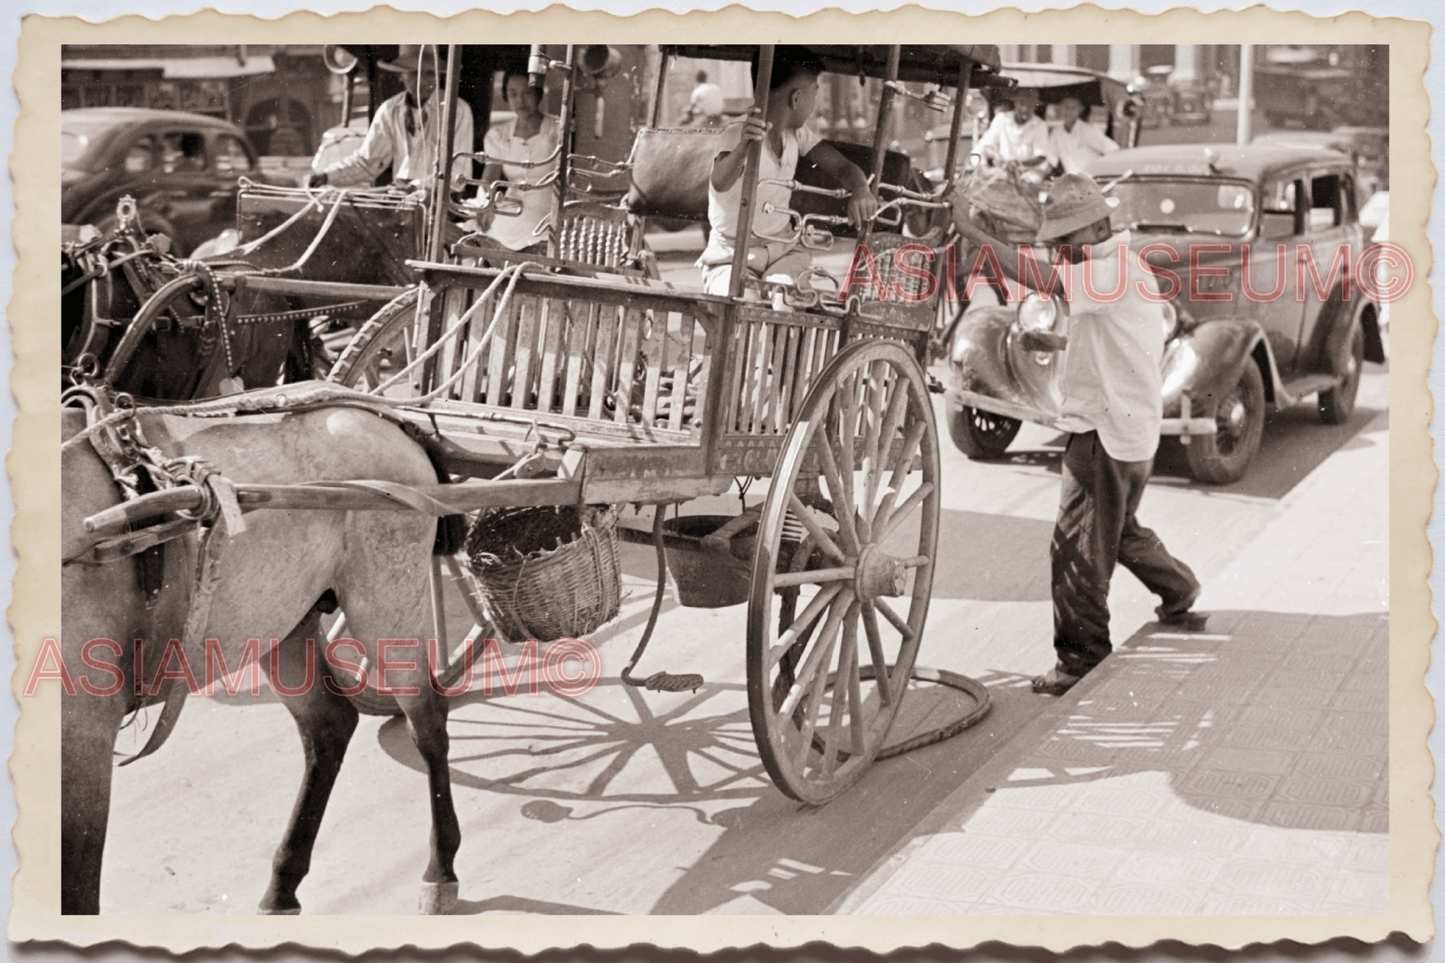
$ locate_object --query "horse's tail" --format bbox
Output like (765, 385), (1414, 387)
(397, 421), (468, 556)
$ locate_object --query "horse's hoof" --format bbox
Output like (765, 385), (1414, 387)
(419, 880), (458, 915)
(259, 906), (302, 916)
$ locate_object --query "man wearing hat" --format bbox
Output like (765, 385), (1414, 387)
(312, 44), (475, 193)
(955, 173), (1202, 696)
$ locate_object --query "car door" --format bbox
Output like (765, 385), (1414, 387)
(1247, 171), (1308, 377)
(1294, 167), (1356, 366)
(208, 132), (255, 234)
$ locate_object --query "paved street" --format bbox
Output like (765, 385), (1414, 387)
(98, 340), (1389, 915)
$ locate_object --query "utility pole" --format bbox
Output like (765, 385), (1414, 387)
(1236, 43), (1254, 144)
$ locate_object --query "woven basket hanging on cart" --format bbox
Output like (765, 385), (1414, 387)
(465, 505), (622, 642)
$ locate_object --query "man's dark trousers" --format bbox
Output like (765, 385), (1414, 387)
(1052, 431), (1200, 676)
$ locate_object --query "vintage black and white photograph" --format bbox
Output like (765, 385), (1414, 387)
(9, 4), (1435, 954)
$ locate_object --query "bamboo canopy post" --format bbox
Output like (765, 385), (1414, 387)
(727, 44), (774, 302)
(866, 46), (903, 206)
(548, 45), (580, 260)
(426, 43), (461, 265)
(941, 56), (972, 192)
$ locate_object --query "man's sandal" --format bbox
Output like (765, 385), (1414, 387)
(1031, 666), (1084, 696)
(1157, 608), (1209, 631)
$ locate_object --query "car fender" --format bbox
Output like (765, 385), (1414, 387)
(947, 306), (1030, 402)
(1161, 317), (1272, 412)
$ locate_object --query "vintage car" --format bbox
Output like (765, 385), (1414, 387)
(1131, 65), (1214, 128)
(944, 143), (1386, 484)
(62, 107), (278, 257)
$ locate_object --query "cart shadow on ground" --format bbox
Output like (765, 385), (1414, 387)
(369, 607), (1386, 915)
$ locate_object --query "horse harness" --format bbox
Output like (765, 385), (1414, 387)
(63, 383), (246, 765)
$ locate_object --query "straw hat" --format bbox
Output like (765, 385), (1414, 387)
(379, 44), (445, 73)
(1036, 172), (1113, 242)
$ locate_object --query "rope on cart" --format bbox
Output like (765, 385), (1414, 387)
(620, 507), (704, 693)
(372, 261), (540, 404)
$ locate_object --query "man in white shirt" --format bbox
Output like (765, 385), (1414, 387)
(975, 88), (1053, 173)
(1047, 95), (1120, 175)
(953, 173), (1202, 695)
(312, 45), (475, 193)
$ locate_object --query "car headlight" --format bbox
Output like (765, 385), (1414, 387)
(1018, 293), (1057, 331)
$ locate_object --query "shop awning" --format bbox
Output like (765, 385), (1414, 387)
(61, 55), (276, 78)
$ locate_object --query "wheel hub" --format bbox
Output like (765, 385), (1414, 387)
(1225, 399), (1247, 433)
(855, 545), (907, 600)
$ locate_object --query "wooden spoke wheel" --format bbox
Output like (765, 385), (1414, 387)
(327, 287), (426, 395)
(747, 339), (941, 805)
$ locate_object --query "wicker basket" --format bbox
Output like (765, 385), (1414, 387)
(465, 505), (622, 642)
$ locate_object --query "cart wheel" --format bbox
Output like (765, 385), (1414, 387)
(747, 339), (941, 805)
(327, 287), (425, 394)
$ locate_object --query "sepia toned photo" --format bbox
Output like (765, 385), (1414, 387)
(7, 4), (1435, 956)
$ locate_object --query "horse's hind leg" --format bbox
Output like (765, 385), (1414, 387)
(396, 682), (461, 914)
(258, 602), (358, 915)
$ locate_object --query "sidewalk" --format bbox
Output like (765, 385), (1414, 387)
(835, 409), (1391, 915)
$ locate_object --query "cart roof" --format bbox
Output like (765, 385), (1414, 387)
(992, 63), (1130, 107)
(663, 44), (1002, 85)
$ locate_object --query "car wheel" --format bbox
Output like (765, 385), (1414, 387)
(1317, 323), (1364, 425)
(1185, 361), (1266, 485)
(946, 402), (1021, 459)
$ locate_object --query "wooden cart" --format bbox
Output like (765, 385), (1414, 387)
(80, 43), (1002, 806)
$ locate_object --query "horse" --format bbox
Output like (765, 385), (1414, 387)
(62, 399), (462, 915)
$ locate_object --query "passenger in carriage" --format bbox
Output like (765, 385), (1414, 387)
(470, 69), (564, 255)
(310, 44), (475, 193)
(1046, 94), (1119, 176)
(975, 87), (1054, 181)
(698, 46), (877, 298)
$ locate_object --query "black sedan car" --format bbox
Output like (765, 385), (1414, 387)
(62, 107), (268, 256)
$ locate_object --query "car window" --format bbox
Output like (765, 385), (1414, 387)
(213, 135), (254, 174)
(122, 136), (156, 174)
(1108, 178), (1255, 236)
(1308, 172), (1342, 230)
(159, 131), (207, 174)
(62, 131), (92, 168)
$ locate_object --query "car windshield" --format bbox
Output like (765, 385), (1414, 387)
(61, 115), (121, 170)
(1108, 178), (1256, 237)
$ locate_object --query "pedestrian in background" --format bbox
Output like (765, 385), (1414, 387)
(953, 173), (1204, 695)
(684, 70), (726, 127)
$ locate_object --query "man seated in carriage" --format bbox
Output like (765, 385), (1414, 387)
(698, 46), (877, 299)
(310, 44), (475, 195)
